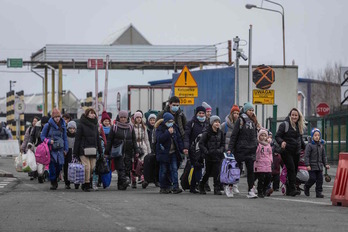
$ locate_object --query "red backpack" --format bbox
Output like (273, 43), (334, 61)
(35, 138), (51, 165)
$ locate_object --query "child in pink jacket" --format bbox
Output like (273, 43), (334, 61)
(254, 129), (273, 198)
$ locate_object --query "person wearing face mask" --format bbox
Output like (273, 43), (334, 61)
(227, 102), (259, 199)
(275, 108), (306, 197)
(155, 112), (184, 194)
(41, 108), (69, 190)
(157, 96), (187, 140)
(183, 106), (208, 194)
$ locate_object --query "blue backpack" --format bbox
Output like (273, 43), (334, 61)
(220, 153), (240, 185)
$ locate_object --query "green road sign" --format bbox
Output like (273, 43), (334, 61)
(7, 58), (23, 68)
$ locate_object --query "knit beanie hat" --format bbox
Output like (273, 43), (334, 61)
(67, 121), (77, 129)
(202, 102), (212, 111)
(311, 128), (321, 139)
(51, 108), (61, 118)
(230, 104), (240, 113)
(118, 110), (128, 118)
(210, 115), (221, 125)
(148, 114), (157, 121)
(243, 102), (254, 112)
(258, 128), (268, 142)
(101, 111), (111, 124)
(134, 111), (143, 119)
(195, 106), (206, 115)
(163, 112), (174, 123)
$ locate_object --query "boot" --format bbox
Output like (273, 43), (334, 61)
(199, 182), (206, 195)
(190, 185), (199, 194)
(74, 184), (80, 189)
(50, 181), (57, 190)
(204, 183), (211, 192)
(214, 189), (222, 195)
(142, 181), (149, 189)
(38, 176), (44, 184)
(316, 192), (324, 198)
(82, 183), (90, 192)
(304, 186), (310, 196)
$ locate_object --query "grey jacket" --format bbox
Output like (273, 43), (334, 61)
(221, 115), (237, 151)
(304, 142), (327, 171)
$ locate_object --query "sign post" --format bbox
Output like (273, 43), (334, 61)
(174, 66), (198, 105)
(88, 59), (104, 116)
(252, 89), (275, 104)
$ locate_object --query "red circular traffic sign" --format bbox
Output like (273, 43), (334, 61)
(316, 102), (330, 117)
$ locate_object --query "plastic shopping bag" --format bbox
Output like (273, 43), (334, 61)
(22, 153), (32, 172)
(15, 153), (23, 172)
(26, 150), (37, 172)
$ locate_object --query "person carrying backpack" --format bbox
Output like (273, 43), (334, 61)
(227, 102), (259, 199)
(199, 115), (225, 195)
(275, 108), (306, 197)
(183, 106), (208, 194)
(41, 108), (69, 190)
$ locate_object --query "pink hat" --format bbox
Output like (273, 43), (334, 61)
(134, 111), (143, 119)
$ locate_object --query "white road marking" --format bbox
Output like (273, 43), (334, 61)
(0, 182), (11, 184)
(0, 186), (4, 188)
(4, 178), (15, 181)
(268, 197), (331, 205)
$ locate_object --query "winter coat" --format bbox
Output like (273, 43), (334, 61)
(155, 120), (184, 163)
(0, 122), (11, 140)
(21, 126), (34, 153)
(66, 131), (76, 158)
(133, 123), (151, 157)
(28, 121), (44, 148)
(41, 118), (68, 164)
(183, 116), (208, 150)
(228, 113), (258, 162)
(73, 114), (103, 157)
(146, 122), (155, 153)
(254, 143), (273, 173)
(157, 105), (187, 140)
(221, 115), (237, 151)
(199, 125), (225, 163)
(304, 142), (327, 171)
(105, 122), (139, 158)
(275, 117), (305, 155)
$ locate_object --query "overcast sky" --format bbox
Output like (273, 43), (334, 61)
(0, 0), (347, 100)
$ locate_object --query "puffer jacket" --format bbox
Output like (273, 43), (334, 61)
(133, 123), (151, 157)
(304, 141), (327, 171)
(199, 125), (225, 163)
(221, 115), (237, 151)
(105, 122), (139, 158)
(275, 116), (305, 154)
(228, 113), (258, 162)
(28, 121), (43, 147)
(157, 105), (187, 140)
(183, 116), (208, 150)
(254, 143), (273, 173)
(41, 117), (69, 164)
(73, 114), (103, 157)
(155, 120), (183, 163)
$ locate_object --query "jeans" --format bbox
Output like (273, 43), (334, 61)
(281, 150), (300, 192)
(305, 170), (323, 194)
(159, 153), (179, 189)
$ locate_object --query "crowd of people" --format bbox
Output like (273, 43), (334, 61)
(9, 95), (329, 198)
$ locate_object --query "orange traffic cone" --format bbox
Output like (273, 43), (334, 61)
(331, 153), (348, 207)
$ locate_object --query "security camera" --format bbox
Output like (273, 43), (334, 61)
(240, 53), (248, 61)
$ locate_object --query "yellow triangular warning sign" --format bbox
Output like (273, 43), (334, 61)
(174, 66), (198, 87)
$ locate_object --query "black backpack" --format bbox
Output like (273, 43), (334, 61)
(0, 126), (9, 140)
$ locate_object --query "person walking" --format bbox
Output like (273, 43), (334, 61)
(227, 102), (259, 199)
(198, 115), (225, 195)
(155, 113), (184, 194)
(40, 108), (69, 190)
(0, 122), (12, 140)
(73, 108), (103, 192)
(105, 110), (138, 190)
(64, 121), (77, 189)
(275, 108), (306, 197)
(183, 106), (209, 194)
(221, 104), (241, 195)
(20, 116), (39, 154)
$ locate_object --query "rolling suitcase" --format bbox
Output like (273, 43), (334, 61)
(143, 153), (156, 183)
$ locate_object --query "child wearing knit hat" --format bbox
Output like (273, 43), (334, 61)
(202, 102), (212, 119)
(254, 128), (273, 198)
(304, 128), (330, 198)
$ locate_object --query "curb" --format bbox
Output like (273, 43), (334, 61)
(0, 173), (14, 177)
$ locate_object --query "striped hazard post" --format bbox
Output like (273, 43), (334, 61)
(17, 91), (25, 144)
(6, 91), (15, 139)
(86, 91), (93, 109)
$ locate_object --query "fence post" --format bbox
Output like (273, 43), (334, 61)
(271, 104), (277, 136)
(331, 119), (334, 161)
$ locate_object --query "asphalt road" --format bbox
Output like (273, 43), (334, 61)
(0, 157), (347, 232)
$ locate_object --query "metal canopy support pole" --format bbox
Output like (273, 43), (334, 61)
(44, 67), (48, 116)
(104, 55), (109, 111)
(248, 25), (253, 102)
(271, 104), (277, 136)
(52, 69), (55, 111)
(95, 59), (99, 116)
(58, 64), (63, 112)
